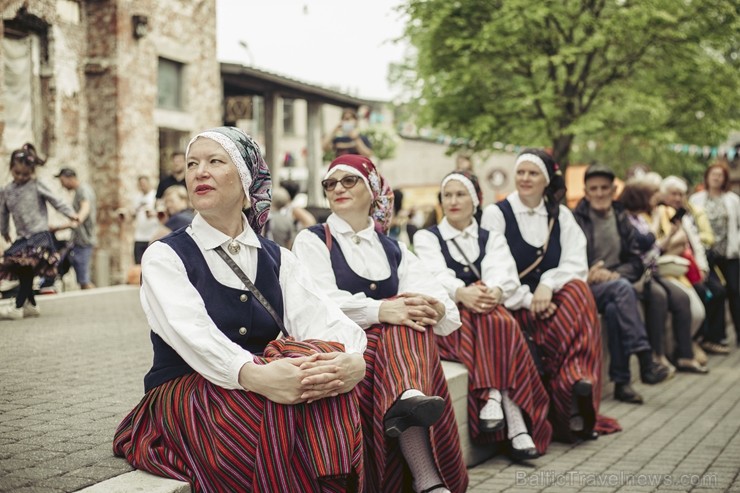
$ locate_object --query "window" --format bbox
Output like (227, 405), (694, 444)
(157, 58), (184, 110)
(283, 97), (295, 135)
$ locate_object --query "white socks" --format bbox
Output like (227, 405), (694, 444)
(479, 389), (503, 420)
(401, 389), (425, 400)
(502, 390), (534, 449)
(400, 426), (447, 493)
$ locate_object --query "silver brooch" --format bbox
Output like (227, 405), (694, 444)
(227, 241), (241, 255)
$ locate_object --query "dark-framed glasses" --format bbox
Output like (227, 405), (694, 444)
(321, 175), (361, 192)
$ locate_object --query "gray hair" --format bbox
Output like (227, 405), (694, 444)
(660, 175), (688, 195)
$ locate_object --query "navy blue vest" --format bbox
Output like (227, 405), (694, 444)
(144, 229), (284, 392)
(496, 199), (562, 291)
(308, 224), (401, 300)
(427, 225), (489, 286)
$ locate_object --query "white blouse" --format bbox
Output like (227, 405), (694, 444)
(480, 192), (588, 310)
(412, 217), (521, 301)
(140, 213), (367, 390)
(291, 213), (461, 336)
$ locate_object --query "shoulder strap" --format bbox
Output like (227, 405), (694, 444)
(214, 247), (289, 338)
(518, 217), (555, 279)
(323, 223), (332, 250)
(449, 237), (482, 281)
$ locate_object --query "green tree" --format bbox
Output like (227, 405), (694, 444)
(399, 0), (740, 168)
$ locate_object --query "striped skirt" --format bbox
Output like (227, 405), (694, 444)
(512, 280), (610, 441)
(359, 323), (468, 493)
(437, 305), (552, 454)
(113, 339), (364, 493)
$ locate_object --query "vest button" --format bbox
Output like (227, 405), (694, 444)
(536, 249), (543, 256)
(463, 267), (470, 272)
(369, 282), (377, 291)
(239, 327), (247, 336)
(240, 294), (248, 302)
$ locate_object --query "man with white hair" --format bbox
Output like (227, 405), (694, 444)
(660, 176), (729, 355)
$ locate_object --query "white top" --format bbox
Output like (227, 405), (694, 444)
(412, 217), (521, 301)
(140, 213), (367, 390)
(480, 192), (588, 310)
(292, 213), (461, 336)
(132, 189), (159, 242)
(689, 190), (740, 259)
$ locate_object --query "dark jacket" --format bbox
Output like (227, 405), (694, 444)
(573, 199), (645, 283)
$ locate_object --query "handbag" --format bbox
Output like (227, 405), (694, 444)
(214, 246), (290, 338)
(656, 254), (690, 278)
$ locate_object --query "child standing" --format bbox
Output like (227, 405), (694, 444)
(0, 143), (78, 320)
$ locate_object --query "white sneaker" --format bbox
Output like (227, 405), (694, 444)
(23, 302), (41, 318)
(0, 305), (24, 320)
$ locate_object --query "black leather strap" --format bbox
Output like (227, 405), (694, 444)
(450, 237), (482, 281)
(214, 246), (289, 338)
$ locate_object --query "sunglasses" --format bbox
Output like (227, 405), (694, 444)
(321, 175), (361, 192)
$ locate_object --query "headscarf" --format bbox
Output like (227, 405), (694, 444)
(515, 148), (566, 219)
(186, 126), (272, 234)
(441, 170), (483, 211)
(325, 154), (394, 233)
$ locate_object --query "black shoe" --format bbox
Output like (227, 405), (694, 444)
(384, 395), (445, 437)
(614, 383), (643, 404)
(509, 433), (540, 461)
(479, 417), (505, 433)
(640, 362), (670, 384)
(570, 380), (596, 436)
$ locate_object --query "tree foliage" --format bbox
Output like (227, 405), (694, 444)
(399, 0), (740, 169)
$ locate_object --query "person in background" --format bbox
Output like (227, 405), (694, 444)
(414, 170), (551, 460)
(113, 127), (367, 492)
(264, 186), (298, 249)
(388, 188), (418, 250)
(322, 108), (373, 158)
(0, 143), (77, 320)
(149, 185), (194, 242)
(689, 162), (740, 347)
(661, 175), (729, 355)
(293, 155), (467, 493)
(156, 151), (187, 200)
(454, 154), (474, 173)
(123, 175), (159, 264)
(483, 149), (616, 441)
(55, 167), (97, 290)
(573, 163), (670, 405)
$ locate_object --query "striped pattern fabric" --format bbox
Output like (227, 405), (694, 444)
(113, 339), (363, 493)
(437, 305), (552, 453)
(359, 323), (468, 493)
(512, 280), (608, 441)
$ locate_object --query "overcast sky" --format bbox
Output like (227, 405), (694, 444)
(216, 0), (408, 101)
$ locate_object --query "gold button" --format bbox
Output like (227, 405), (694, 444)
(239, 327), (247, 335)
(240, 294), (248, 302)
(369, 282), (377, 291)
(463, 267), (470, 272)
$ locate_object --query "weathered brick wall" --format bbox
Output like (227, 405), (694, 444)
(1, 0), (220, 284)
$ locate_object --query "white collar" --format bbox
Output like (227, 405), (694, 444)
(327, 213), (376, 242)
(190, 213), (261, 250)
(508, 191), (547, 217)
(438, 216), (479, 241)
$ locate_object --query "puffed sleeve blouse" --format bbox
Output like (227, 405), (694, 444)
(140, 213), (367, 390)
(480, 192), (588, 311)
(292, 213), (461, 336)
(412, 216), (521, 302)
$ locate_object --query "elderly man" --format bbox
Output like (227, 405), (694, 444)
(573, 164), (670, 404)
(660, 176), (729, 355)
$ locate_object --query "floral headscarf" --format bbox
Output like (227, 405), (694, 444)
(186, 126), (272, 234)
(325, 154), (394, 233)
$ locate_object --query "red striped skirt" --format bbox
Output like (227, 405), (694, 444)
(359, 323), (468, 493)
(113, 339), (364, 493)
(513, 280), (615, 441)
(437, 305), (552, 453)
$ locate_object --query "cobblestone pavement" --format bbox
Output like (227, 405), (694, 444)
(1, 286), (738, 492)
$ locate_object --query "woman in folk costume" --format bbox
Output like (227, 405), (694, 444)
(113, 127), (367, 492)
(292, 155), (467, 493)
(481, 148), (619, 442)
(413, 171), (551, 461)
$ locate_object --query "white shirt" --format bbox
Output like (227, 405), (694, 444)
(481, 192), (588, 310)
(140, 213), (367, 390)
(412, 217), (521, 301)
(689, 190), (740, 259)
(132, 189), (159, 242)
(292, 213), (461, 336)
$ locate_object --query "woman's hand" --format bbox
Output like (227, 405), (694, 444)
(379, 293), (444, 331)
(455, 285), (501, 313)
(298, 352), (366, 403)
(530, 284), (555, 318)
(239, 357), (314, 404)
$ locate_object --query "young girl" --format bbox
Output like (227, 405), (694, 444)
(0, 143), (77, 320)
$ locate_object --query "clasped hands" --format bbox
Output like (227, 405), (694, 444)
(378, 292), (445, 332)
(239, 352), (365, 405)
(456, 284), (502, 314)
(587, 260), (620, 285)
